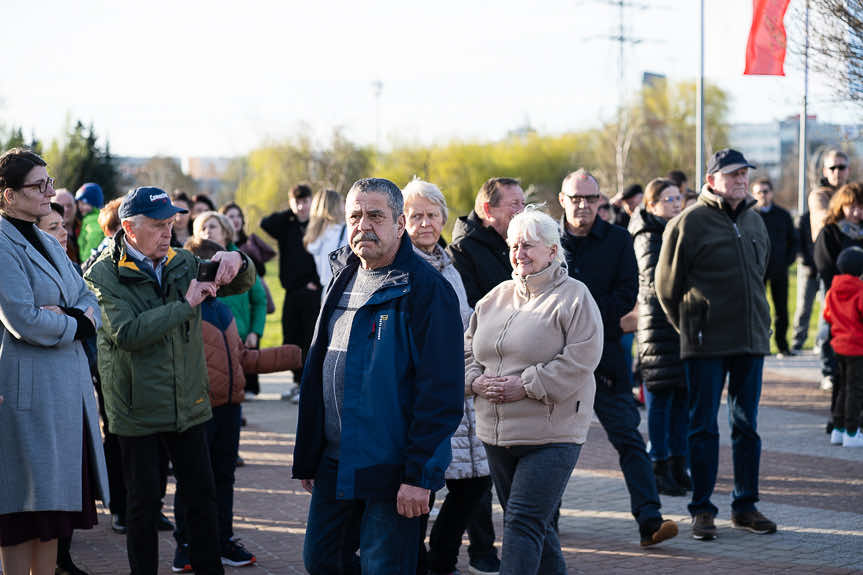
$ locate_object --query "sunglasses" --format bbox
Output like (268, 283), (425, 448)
(828, 165), (848, 172)
(566, 194), (601, 205)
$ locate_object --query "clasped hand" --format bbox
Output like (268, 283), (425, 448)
(472, 374), (526, 404)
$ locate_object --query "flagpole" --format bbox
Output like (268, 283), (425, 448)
(797, 0), (809, 217)
(696, 0), (705, 187)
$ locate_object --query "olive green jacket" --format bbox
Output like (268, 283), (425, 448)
(84, 231), (255, 436)
(655, 186), (771, 359)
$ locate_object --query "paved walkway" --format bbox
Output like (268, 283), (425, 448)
(53, 354), (863, 573)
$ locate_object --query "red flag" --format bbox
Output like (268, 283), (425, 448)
(744, 0), (791, 76)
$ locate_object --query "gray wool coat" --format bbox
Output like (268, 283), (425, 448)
(0, 217), (109, 515)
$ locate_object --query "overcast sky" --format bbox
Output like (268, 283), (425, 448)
(3, 0), (858, 157)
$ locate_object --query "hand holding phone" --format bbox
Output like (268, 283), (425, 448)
(197, 261), (220, 283)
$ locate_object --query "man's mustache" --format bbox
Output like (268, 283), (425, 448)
(352, 232), (380, 244)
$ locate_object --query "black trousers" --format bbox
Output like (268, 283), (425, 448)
(118, 424), (223, 575)
(765, 269), (790, 352)
(280, 287), (322, 382)
(428, 477), (496, 573)
(835, 355), (863, 433)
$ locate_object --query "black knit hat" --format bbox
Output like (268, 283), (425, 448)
(837, 246), (863, 277)
(622, 184), (643, 200)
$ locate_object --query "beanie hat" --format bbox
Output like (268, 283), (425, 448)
(837, 246), (863, 277)
(75, 183), (104, 209)
(622, 184), (643, 200)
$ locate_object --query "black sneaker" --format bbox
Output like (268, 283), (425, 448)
(221, 539), (256, 567)
(158, 512), (175, 532)
(56, 559), (90, 575)
(111, 514), (127, 534)
(172, 544), (192, 573)
(468, 554), (500, 575)
(731, 510), (777, 534)
(691, 512), (717, 540)
(639, 517), (678, 547)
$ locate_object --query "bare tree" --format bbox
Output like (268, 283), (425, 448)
(800, 0), (863, 104)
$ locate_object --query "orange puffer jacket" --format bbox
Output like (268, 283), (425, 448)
(201, 298), (302, 407)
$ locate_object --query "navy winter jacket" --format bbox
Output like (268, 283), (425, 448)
(292, 233), (465, 500)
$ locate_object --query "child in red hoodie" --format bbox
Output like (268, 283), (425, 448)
(823, 246), (863, 448)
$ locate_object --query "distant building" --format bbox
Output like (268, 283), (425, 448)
(729, 116), (863, 210)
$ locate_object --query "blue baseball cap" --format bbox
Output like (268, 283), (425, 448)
(119, 187), (189, 220)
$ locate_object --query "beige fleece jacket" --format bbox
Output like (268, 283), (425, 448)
(464, 263), (603, 446)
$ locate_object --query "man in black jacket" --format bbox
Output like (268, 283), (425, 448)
(559, 169), (677, 548)
(752, 178), (797, 355)
(447, 177), (525, 307)
(261, 184), (320, 394)
(444, 176), (523, 575)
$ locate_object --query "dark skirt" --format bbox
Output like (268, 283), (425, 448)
(0, 417), (98, 547)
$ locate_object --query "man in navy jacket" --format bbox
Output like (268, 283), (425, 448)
(559, 169), (678, 547)
(292, 178), (464, 574)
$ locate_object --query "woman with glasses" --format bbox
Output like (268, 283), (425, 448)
(814, 182), (863, 444)
(628, 178), (690, 496)
(0, 148), (109, 575)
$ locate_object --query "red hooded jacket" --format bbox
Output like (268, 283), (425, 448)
(823, 274), (863, 356)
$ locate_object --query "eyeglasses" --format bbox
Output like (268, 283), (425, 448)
(828, 165), (849, 172)
(566, 194), (601, 205)
(17, 177), (55, 195)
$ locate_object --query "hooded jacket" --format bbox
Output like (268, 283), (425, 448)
(84, 231), (255, 436)
(628, 208), (686, 392)
(447, 210), (512, 307)
(201, 297), (302, 406)
(465, 263), (602, 446)
(655, 186), (771, 359)
(824, 274), (863, 356)
(292, 233), (465, 500)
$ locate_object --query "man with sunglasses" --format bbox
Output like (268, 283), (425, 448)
(559, 169), (678, 548)
(810, 149), (851, 242)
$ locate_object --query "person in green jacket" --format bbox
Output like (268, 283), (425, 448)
(75, 182), (105, 259)
(84, 187), (255, 575)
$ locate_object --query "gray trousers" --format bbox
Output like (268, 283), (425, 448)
(792, 265), (820, 350)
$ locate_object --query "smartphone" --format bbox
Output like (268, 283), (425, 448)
(196, 261), (220, 283)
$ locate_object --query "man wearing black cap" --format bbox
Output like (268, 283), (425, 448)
(85, 187), (256, 575)
(656, 149), (776, 540)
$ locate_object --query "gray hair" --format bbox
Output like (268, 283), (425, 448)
(561, 169), (600, 194)
(347, 177), (403, 221)
(402, 177), (448, 224)
(506, 206), (565, 267)
(120, 214), (147, 229)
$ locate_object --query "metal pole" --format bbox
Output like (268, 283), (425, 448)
(696, 0), (705, 187)
(797, 0), (809, 216)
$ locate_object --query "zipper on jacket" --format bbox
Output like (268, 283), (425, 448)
(221, 330), (235, 405)
(730, 217), (753, 349)
(493, 309), (520, 444)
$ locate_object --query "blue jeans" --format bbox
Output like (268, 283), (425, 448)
(303, 456), (422, 575)
(685, 355), (764, 517)
(484, 443), (580, 575)
(645, 385), (689, 461)
(593, 384), (662, 525)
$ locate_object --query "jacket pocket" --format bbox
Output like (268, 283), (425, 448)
(681, 289), (709, 348)
(17, 358), (33, 410)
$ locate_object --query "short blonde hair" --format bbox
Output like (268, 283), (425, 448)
(506, 206), (565, 266)
(193, 210), (234, 247)
(402, 177), (448, 224)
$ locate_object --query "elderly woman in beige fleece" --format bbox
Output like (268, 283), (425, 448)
(465, 207), (603, 575)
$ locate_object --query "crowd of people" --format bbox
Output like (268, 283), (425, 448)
(0, 143), (860, 575)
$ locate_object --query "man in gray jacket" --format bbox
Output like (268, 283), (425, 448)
(656, 149), (776, 540)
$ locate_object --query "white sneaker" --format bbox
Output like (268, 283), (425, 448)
(820, 377), (834, 391)
(830, 428), (845, 445)
(843, 430), (863, 447)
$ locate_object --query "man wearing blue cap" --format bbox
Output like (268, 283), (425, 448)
(655, 149), (776, 541)
(85, 187), (256, 575)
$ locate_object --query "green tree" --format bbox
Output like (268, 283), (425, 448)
(1, 126), (42, 154)
(44, 120), (118, 198)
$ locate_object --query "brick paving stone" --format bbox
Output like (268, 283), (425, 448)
(5, 358), (862, 575)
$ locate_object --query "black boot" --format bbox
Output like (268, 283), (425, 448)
(670, 455), (692, 491)
(653, 459), (686, 496)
